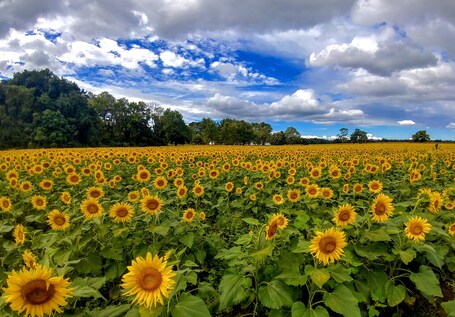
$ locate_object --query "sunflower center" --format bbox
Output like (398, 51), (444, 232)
(91, 191), (100, 198)
(290, 193), (298, 199)
(2, 200), (9, 208)
(267, 222), (278, 237)
(22, 279), (55, 305)
(70, 175), (79, 182)
(54, 215), (66, 226)
(186, 211), (194, 219)
(309, 188), (317, 195)
(320, 237), (337, 254)
(410, 224), (423, 235)
(338, 210), (351, 221)
(36, 199), (44, 206)
(157, 180), (164, 186)
(139, 268), (162, 291)
(87, 204), (99, 214)
(146, 199), (158, 210)
(375, 203), (386, 215)
(117, 207), (128, 217)
(139, 172), (148, 179)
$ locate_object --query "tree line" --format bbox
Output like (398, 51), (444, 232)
(0, 69), (433, 149)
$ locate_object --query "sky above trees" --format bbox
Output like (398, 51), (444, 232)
(1, 0), (455, 140)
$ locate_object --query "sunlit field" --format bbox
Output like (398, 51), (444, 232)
(1, 143), (455, 316)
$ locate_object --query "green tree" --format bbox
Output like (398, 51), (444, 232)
(270, 131), (286, 145)
(30, 110), (75, 147)
(284, 126), (301, 144)
(160, 108), (191, 145)
(252, 122), (272, 145)
(412, 130), (430, 142)
(337, 128), (349, 143)
(350, 128), (368, 143)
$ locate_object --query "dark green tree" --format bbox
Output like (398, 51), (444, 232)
(337, 128), (349, 143)
(160, 108), (191, 145)
(284, 126), (301, 144)
(252, 122), (272, 145)
(350, 128), (368, 143)
(412, 130), (430, 142)
(270, 131), (287, 145)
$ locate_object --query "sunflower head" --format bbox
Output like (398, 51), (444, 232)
(128, 191), (140, 202)
(140, 195), (164, 215)
(121, 253), (175, 309)
(47, 210), (70, 231)
(153, 176), (168, 189)
(309, 227), (348, 265)
(192, 184), (204, 197)
(333, 204), (357, 226)
(321, 187), (334, 200)
(368, 180), (383, 193)
(265, 221), (279, 240)
(272, 194), (285, 205)
(0, 196), (12, 212)
(371, 193), (394, 222)
(183, 208), (196, 222)
(14, 224), (26, 245)
(80, 198), (104, 220)
(86, 187), (105, 199)
(109, 202), (134, 223)
(271, 213), (288, 229)
(60, 192), (72, 205)
(306, 184), (320, 198)
(176, 186), (188, 199)
(225, 182), (234, 192)
(31, 195), (47, 210)
(448, 223), (455, 236)
(404, 216), (432, 242)
(287, 189), (301, 203)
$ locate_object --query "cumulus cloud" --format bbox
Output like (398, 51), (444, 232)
(160, 51), (187, 67)
(447, 123), (455, 129)
(398, 120), (415, 125)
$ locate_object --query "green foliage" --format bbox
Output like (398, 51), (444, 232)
(350, 128), (368, 143)
(412, 129), (431, 142)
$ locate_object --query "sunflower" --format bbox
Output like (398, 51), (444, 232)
(299, 177), (310, 187)
(47, 210), (70, 231)
(287, 189), (301, 203)
(306, 184), (320, 198)
(265, 220), (278, 240)
(137, 169), (151, 183)
(153, 176), (168, 190)
(128, 190), (140, 202)
(66, 172), (81, 186)
(31, 195), (47, 210)
(371, 193), (394, 222)
(14, 224), (26, 245)
(225, 182), (234, 192)
(404, 216), (432, 242)
(121, 252), (175, 309)
(249, 194), (257, 201)
(199, 211), (206, 221)
(309, 227), (348, 265)
(333, 204), (357, 226)
(235, 187), (242, 195)
(353, 183), (363, 194)
(208, 169), (220, 180)
(22, 250), (37, 269)
(80, 198), (103, 220)
(368, 180), (383, 193)
(320, 187), (334, 200)
(192, 184), (205, 197)
(39, 179), (54, 191)
(176, 186), (188, 199)
(140, 195), (164, 215)
(427, 192), (443, 214)
(271, 213), (288, 229)
(109, 202), (134, 222)
(141, 187), (150, 197)
(272, 194), (285, 205)
(60, 192), (71, 205)
(86, 187), (105, 200)
(0, 196), (12, 212)
(182, 208), (196, 222)
(20, 181), (33, 193)
(448, 223), (455, 236)
(342, 184), (349, 194)
(2, 264), (72, 317)
(173, 178), (185, 188)
(409, 169), (422, 183)
(254, 182), (264, 190)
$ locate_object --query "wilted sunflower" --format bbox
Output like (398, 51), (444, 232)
(14, 224), (26, 245)
(80, 198), (103, 220)
(371, 193), (394, 222)
(109, 202), (134, 222)
(368, 180), (383, 193)
(22, 250), (37, 269)
(0, 196), (12, 212)
(287, 189), (301, 203)
(47, 210), (70, 231)
(121, 252), (175, 309)
(31, 195), (47, 210)
(333, 204), (357, 226)
(140, 195), (164, 215)
(404, 216), (432, 242)
(153, 176), (168, 189)
(2, 264), (72, 317)
(182, 208), (196, 222)
(265, 220), (279, 240)
(309, 227), (348, 265)
(86, 186), (105, 200)
(192, 184), (204, 197)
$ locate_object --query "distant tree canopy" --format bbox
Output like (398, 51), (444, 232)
(1, 68), (400, 149)
(412, 130), (431, 142)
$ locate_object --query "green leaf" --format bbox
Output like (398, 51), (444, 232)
(216, 246), (244, 260)
(293, 213), (310, 230)
(292, 239), (311, 253)
(323, 284), (360, 317)
(409, 265), (443, 297)
(218, 271), (251, 310)
(234, 234), (252, 245)
(364, 228), (391, 242)
(171, 293), (211, 317)
(327, 264), (353, 283)
(249, 245), (273, 261)
(258, 280), (294, 309)
(101, 248), (123, 261)
(441, 300), (455, 316)
(385, 281), (406, 307)
(185, 271), (198, 285)
(292, 301), (306, 317)
(242, 217), (260, 225)
(275, 272), (307, 286)
(179, 232), (195, 248)
(307, 266), (330, 288)
(87, 304), (131, 317)
(72, 277), (106, 299)
(149, 224), (170, 236)
(399, 248), (416, 265)
(303, 306), (330, 317)
(75, 253), (102, 274)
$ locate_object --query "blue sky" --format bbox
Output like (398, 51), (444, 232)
(1, 0), (455, 140)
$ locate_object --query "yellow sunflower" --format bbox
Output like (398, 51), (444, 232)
(272, 194), (285, 205)
(22, 250), (37, 269)
(320, 187), (334, 200)
(60, 192), (71, 205)
(427, 192), (443, 214)
(310, 167), (322, 179)
(128, 190), (140, 202)
(199, 211), (206, 221)
(31, 195), (47, 210)
(368, 180), (383, 193)
(254, 182), (264, 190)
(153, 176), (168, 190)
(225, 182), (234, 192)
(371, 193), (394, 222)
(80, 198), (103, 220)
(309, 227), (348, 265)
(404, 216), (432, 242)
(86, 187), (105, 200)
(39, 179), (54, 191)
(249, 194), (257, 201)
(287, 189), (301, 203)
(20, 181), (33, 193)
(0, 196), (12, 212)
(265, 220), (279, 240)
(136, 169), (151, 183)
(333, 204), (357, 226)
(192, 184), (205, 197)
(271, 213), (288, 229)
(66, 172), (81, 186)
(14, 224), (26, 245)
(173, 178), (185, 188)
(176, 186), (188, 199)
(47, 210), (70, 231)
(121, 252), (175, 309)
(306, 184), (320, 198)
(109, 202), (135, 222)
(448, 223), (455, 236)
(2, 264), (72, 317)
(140, 195), (164, 215)
(299, 177), (310, 187)
(182, 208), (196, 222)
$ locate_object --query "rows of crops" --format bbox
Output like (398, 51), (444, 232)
(1, 143), (455, 316)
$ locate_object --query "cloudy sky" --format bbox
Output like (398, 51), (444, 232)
(1, 0), (455, 140)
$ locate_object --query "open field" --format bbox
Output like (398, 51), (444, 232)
(1, 143), (455, 316)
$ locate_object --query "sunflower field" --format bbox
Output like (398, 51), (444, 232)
(1, 143), (455, 317)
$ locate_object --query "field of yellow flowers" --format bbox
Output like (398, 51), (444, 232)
(1, 143), (454, 317)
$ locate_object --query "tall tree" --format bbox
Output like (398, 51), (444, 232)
(284, 126), (301, 144)
(412, 130), (430, 142)
(337, 128), (349, 143)
(350, 128), (368, 143)
(160, 109), (191, 145)
(252, 122), (272, 145)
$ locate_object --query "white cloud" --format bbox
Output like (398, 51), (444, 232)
(447, 123), (455, 129)
(159, 50), (187, 67)
(398, 120), (415, 125)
